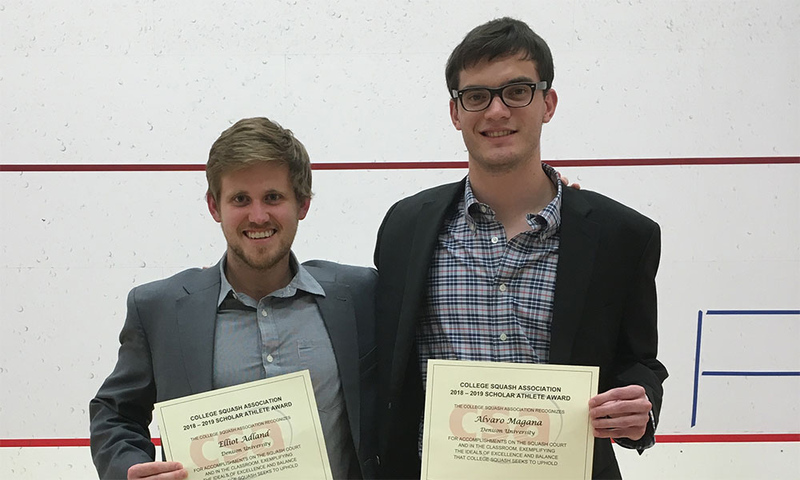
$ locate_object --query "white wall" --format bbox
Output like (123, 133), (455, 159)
(1, 1), (799, 478)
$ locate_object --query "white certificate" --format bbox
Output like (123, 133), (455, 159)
(154, 370), (332, 480)
(421, 360), (599, 480)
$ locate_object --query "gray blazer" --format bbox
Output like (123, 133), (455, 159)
(90, 259), (378, 479)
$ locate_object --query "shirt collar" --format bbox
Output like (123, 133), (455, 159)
(532, 163), (563, 240)
(217, 251), (325, 307)
(463, 178), (491, 231)
(462, 162), (562, 239)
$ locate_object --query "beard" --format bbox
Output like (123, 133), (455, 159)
(228, 234), (293, 272)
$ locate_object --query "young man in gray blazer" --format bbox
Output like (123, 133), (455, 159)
(374, 18), (667, 479)
(90, 117), (378, 480)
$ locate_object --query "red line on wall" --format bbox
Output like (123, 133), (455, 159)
(1, 434), (798, 448)
(0, 438), (93, 447)
(0, 157), (797, 172)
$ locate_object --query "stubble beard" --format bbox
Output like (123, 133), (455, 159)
(229, 231), (294, 272)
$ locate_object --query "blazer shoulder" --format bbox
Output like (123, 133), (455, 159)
(377, 180), (464, 244)
(389, 179), (464, 213)
(302, 260), (378, 286)
(566, 187), (659, 232)
(131, 264), (219, 303)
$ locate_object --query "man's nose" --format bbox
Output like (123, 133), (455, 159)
(484, 94), (511, 118)
(248, 204), (271, 224)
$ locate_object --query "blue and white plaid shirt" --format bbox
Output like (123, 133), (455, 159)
(417, 163), (563, 387)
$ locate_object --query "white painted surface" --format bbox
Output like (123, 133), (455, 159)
(1, 1), (798, 478)
(1, 443), (798, 480)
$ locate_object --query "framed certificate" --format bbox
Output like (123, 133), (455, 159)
(421, 360), (599, 480)
(155, 370), (332, 480)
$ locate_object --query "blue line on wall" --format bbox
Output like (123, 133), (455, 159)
(691, 310), (703, 428)
(705, 310), (800, 316)
(690, 309), (799, 429)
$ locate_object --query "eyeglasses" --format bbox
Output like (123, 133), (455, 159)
(451, 81), (548, 112)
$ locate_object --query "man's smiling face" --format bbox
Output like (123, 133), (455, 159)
(207, 161), (309, 276)
(449, 55), (557, 174)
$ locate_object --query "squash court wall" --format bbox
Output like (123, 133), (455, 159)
(1, 1), (798, 478)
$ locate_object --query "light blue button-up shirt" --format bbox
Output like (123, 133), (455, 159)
(212, 253), (357, 479)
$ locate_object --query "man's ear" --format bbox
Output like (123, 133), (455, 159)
(543, 88), (558, 123)
(449, 99), (462, 131)
(207, 191), (222, 223)
(298, 197), (311, 220)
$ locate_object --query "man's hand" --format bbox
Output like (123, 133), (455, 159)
(560, 175), (581, 189)
(128, 461), (187, 480)
(588, 385), (651, 441)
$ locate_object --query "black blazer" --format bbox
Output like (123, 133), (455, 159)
(90, 259), (379, 479)
(373, 179), (668, 479)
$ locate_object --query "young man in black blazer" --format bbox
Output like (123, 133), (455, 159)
(374, 17), (667, 479)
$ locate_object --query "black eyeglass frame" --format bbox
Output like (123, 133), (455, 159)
(451, 81), (549, 112)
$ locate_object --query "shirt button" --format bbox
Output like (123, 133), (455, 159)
(500, 333), (508, 341)
(261, 309), (268, 317)
(266, 354), (274, 363)
(491, 236), (499, 244)
(499, 283), (507, 292)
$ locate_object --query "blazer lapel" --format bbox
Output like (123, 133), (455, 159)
(312, 281), (361, 449)
(176, 262), (221, 394)
(550, 188), (600, 364)
(391, 181), (464, 391)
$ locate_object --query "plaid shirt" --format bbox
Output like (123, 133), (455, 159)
(415, 164), (657, 453)
(416, 163), (563, 387)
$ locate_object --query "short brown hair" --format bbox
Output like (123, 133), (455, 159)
(445, 17), (554, 93)
(206, 117), (312, 202)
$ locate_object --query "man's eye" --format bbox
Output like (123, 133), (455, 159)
(265, 193), (282, 202)
(232, 195), (248, 204)
(465, 91), (489, 103)
(506, 86), (529, 98)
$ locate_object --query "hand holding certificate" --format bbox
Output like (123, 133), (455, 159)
(154, 370), (332, 480)
(421, 360), (599, 480)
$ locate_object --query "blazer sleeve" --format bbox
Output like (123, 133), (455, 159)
(373, 200), (398, 270)
(89, 287), (158, 479)
(611, 221), (668, 450)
